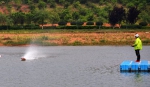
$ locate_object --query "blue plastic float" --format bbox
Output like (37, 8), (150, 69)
(120, 60), (150, 71)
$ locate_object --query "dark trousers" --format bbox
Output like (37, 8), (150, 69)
(135, 50), (140, 61)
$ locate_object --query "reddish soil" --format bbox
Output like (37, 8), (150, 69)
(0, 31), (150, 46)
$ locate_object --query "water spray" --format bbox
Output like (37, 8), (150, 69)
(21, 45), (45, 61)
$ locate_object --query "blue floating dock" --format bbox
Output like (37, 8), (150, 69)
(120, 60), (150, 72)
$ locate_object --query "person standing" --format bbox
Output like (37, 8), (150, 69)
(131, 33), (142, 62)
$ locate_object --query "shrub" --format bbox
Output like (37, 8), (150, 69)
(69, 26), (97, 29)
(0, 25), (9, 30)
(50, 2), (56, 8)
(41, 36), (49, 40)
(139, 22), (148, 26)
(56, 26), (98, 29)
(3, 40), (15, 46)
(100, 39), (106, 43)
(0, 25), (40, 30)
(86, 2), (95, 8)
(64, 26), (78, 29)
(6, 25), (40, 30)
(73, 1), (80, 8)
(70, 21), (77, 25)
(142, 26), (150, 29)
(121, 25), (142, 29)
(86, 21), (94, 25)
(24, 25), (40, 29)
(143, 39), (150, 45)
(29, 4), (36, 11)
(96, 22), (103, 26)
(72, 41), (82, 46)
(79, 8), (87, 16)
(76, 21), (84, 25)
(58, 21), (67, 26)
(64, 2), (70, 8)
(3, 40), (30, 46)
(38, 1), (47, 9)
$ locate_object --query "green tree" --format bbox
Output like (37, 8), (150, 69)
(127, 7), (140, 24)
(97, 8), (108, 22)
(99, 0), (105, 5)
(0, 13), (7, 25)
(58, 0), (65, 5)
(64, 1), (70, 8)
(79, 8), (87, 16)
(109, 6), (125, 27)
(126, 2), (135, 8)
(79, 0), (87, 4)
(111, 0), (117, 5)
(73, 1), (81, 8)
(47, 0), (55, 3)
(87, 14), (94, 21)
(139, 11), (150, 23)
(33, 0), (40, 3)
(29, 4), (36, 12)
(72, 11), (80, 29)
(49, 12), (60, 25)
(59, 9), (72, 22)
(72, 11), (80, 21)
(22, 0), (30, 4)
(6, 16), (13, 29)
(33, 10), (49, 29)
(50, 2), (56, 8)
(3, 0), (11, 4)
(11, 12), (26, 25)
(14, 0), (22, 4)
(25, 13), (34, 25)
(38, 1), (47, 10)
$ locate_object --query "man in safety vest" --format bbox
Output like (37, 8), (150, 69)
(131, 33), (142, 62)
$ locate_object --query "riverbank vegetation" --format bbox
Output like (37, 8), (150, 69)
(0, 29), (149, 46)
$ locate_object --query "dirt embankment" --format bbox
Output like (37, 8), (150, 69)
(0, 4), (30, 14)
(0, 31), (149, 46)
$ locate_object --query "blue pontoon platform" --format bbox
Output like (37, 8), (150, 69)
(120, 60), (150, 72)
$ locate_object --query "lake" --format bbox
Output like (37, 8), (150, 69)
(0, 46), (149, 87)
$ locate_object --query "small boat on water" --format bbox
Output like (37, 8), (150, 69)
(21, 58), (26, 61)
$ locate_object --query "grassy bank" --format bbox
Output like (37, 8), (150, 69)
(0, 29), (150, 33)
(0, 29), (150, 46)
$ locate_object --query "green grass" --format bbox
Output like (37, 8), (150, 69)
(72, 41), (83, 46)
(143, 39), (150, 45)
(3, 39), (31, 46)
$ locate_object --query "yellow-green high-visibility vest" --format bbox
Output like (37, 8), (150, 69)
(134, 37), (142, 50)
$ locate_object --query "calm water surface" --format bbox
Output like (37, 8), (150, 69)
(0, 46), (149, 87)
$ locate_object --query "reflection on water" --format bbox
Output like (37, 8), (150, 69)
(135, 73), (142, 83)
(121, 71), (150, 76)
(120, 71), (150, 87)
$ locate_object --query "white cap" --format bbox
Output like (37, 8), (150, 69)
(135, 34), (139, 37)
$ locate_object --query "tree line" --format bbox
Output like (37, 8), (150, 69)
(1, 0), (149, 5)
(0, 0), (150, 29)
(109, 6), (141, 27)
(0, 6), (148, 29)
